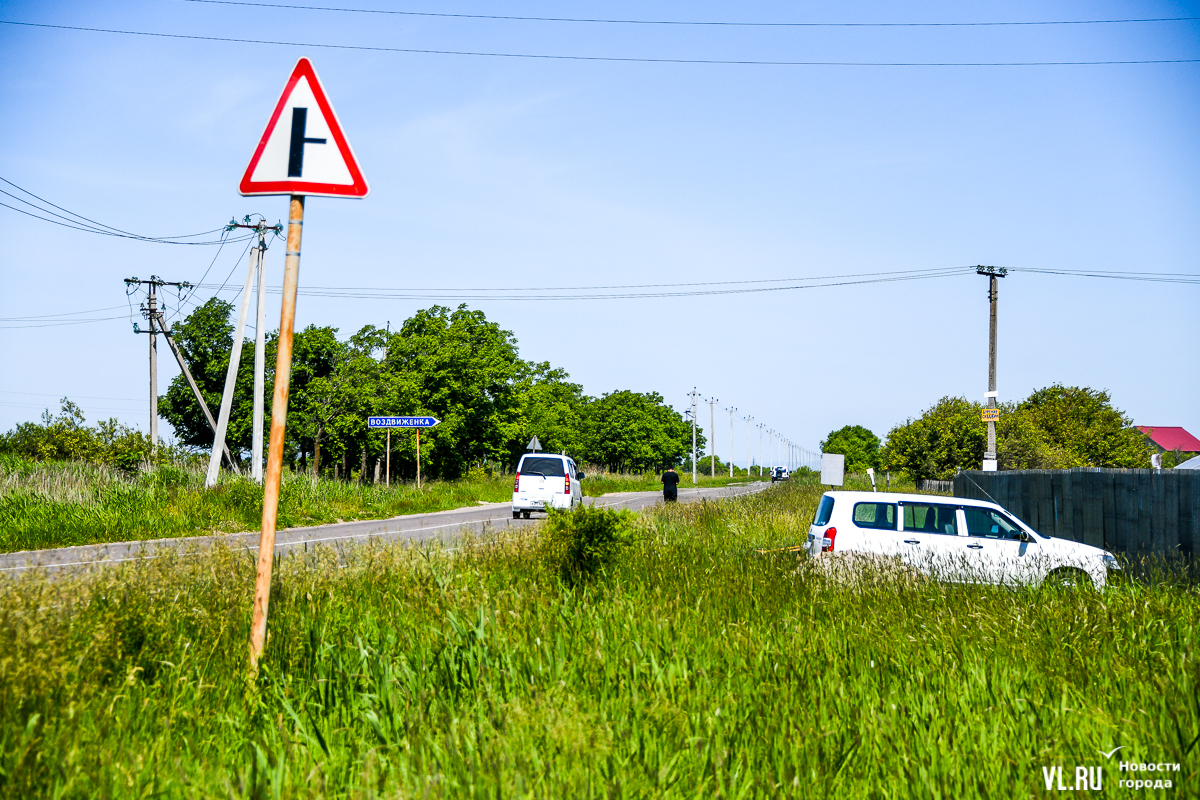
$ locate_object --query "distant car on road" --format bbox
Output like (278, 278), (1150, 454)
(771, 466), (790, 482)
(805, 490), (1120, 589)
(512, 454), (583, 518)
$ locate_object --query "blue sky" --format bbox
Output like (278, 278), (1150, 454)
(1, 1), (1198, 466)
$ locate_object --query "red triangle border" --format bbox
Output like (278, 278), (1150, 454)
(239, 57), (369, 198)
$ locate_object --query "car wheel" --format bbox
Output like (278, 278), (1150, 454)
(1049, 569), (1093, 590)
(513, 511), (520, 519)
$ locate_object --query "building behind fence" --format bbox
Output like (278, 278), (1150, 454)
(953, 468), (1200, 556)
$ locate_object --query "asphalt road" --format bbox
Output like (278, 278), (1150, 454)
(0, 482), (771, 576)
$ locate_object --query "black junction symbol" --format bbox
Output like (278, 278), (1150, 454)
(287, 107), (327, 178)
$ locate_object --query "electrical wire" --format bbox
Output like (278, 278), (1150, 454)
(0, 177), (253, 245)
(181, 1), (1200, 29)
(0, 305), (128, 321)
(3, 21), (1197, 66)
(191, 264), (1200, 302)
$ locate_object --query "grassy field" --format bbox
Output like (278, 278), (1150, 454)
(0, 456), (752, 553)
(0, 476), (1195, 798)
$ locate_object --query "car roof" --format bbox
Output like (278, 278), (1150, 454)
(822, 490), (1003, 511)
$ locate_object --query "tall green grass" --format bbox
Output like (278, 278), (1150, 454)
(0, 456), (755, 553)
(1, 477), (1194, 797)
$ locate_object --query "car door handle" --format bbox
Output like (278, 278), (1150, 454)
(966, 543), (984, 550)
(903, 539), (920, 545)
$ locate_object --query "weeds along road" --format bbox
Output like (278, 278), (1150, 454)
(0, 482), (771, 576)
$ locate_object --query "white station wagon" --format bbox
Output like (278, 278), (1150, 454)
(806, 491), (1121, 589)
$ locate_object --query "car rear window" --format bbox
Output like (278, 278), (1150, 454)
(519, 457), (565, 477)
(814, 495), (835, 526)
(853, 502), (897, 530)
(903, 503), (959, 536)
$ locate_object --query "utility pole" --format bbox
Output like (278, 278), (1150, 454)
(745, 415), (752, 479)
(727, 406), (736, 477)
(687, 388), (699, 484)
(126, 276), (190, 456)
(207, 218), (280, 487)
(758, 423), (764, 478)
(708, 398), (717, 479)
(977, 266), (1007, 471)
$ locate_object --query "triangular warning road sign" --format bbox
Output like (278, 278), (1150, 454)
(526, 436), (542, 452)
(239, 57), (369, 198)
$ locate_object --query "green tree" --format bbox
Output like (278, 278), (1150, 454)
(0, 399), (157, 472)
(882, 397), (985, 482)
(579, 391), (693, 472)
(820, 425), (881, 473)
(158, 297), (259, 457)
(1015, 385), (1149, 468)
(508, 362), (586, 465)
(882, 385), (1152, 480)
(384, 305), (524, 479)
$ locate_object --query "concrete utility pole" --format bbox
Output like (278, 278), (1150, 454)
(687, 388), (699, 484)
(708, 398), (717, 479)
(758, 423), (764, 478)
(148, 281), (157, 453)
(977, 266), (1007, 471)
(125, 275), (191, 456)
(208, 218), (279, 487)
(745, 415), (752, 479)
(727, 406), (736, 477)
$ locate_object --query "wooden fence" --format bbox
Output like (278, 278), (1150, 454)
(952, 469), (1200, 555)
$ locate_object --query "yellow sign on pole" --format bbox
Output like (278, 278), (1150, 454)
(981, 408), (1000, 422)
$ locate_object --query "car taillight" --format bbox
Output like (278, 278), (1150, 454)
(514, 473), (520, 492)
(822, 527), (837, 553)
(564, 474), (571, 494)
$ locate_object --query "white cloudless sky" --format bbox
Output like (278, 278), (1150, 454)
(1, 1), (1197, 466)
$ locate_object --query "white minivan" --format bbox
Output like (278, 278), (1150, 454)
(512, 453), (584, 518)
(806, 491), (1121, 589)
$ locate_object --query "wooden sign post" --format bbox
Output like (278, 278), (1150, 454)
(239, 57), (368, 670)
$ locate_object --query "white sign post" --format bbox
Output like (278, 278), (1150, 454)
(240, 57), (368, 671)
(820, 453), (845, 487)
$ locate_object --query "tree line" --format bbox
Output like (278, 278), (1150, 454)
(153, 300), (700, 480)
(820, 385), (1152, 481)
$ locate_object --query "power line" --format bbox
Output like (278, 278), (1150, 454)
(0, 305), (128, 321)
(3, 21), (1197, 66)
(180, 1), (1200, 29)
(190, 264), (1200, 301)
(0, 177), (252, 245)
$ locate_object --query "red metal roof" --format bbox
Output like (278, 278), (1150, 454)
(1137, 426), (1200, 452)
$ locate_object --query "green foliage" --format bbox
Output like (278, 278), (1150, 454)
(819, 424), (881, 472)
(881, 396), (984, 481)
(581, 390), (694, 472)
(158, 297), (264, 456)
(883, 385), (1153, 480)
(0, 481), (1195, 797)
(1016, 385), (1150, 468)
(0, 400), (159, 473)
(542, 504), (635, 583)
(0, 459), (514, 553)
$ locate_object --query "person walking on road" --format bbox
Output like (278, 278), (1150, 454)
(661, 466), (680, 503)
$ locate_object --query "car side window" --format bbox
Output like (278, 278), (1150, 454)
(963, 508), (1025, 541)
(852, 502), (897, 531)
(902, 503), (959, 536)
(814, 495), (835, 526)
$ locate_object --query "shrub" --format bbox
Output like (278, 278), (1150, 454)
(542, 504), (635, 583)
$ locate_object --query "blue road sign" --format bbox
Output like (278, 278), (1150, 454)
(368, 416), (440, 429)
